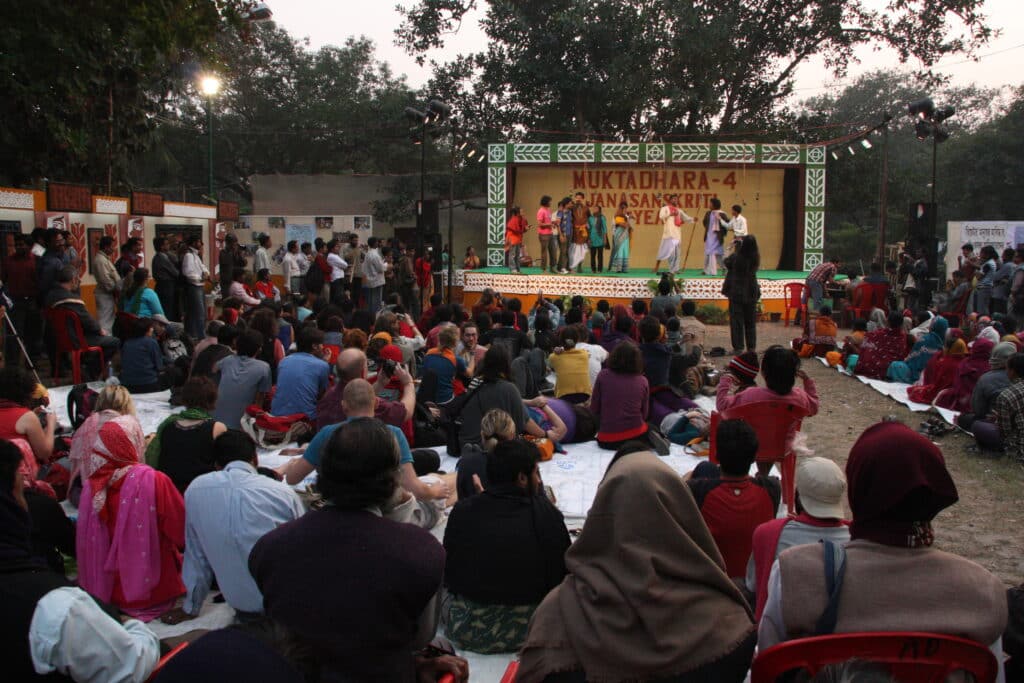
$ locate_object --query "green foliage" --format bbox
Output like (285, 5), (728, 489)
(398, 0), (992, 138)
(695, 303), (729, 325)
(0, 0), (246, 187)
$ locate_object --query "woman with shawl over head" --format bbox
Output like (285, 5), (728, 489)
(853, 311), (909, 380)
(906, 335), (968, 405)
(887, 315), (949, 384)
(76, 415), (185, 621)
(934, 337), (995, 412)
(758, 422), (1007, 677)
(517, 447), (756, 683)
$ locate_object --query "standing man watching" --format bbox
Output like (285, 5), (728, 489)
(281, 240), (302, 297)
(363, 237), (387, 315)
(218, 233), (243, 295)
(151, 237), (180, 322)
(326, 239), (349, 304)
(254, 234), (272, 275)
(801, 256), (841, 324)
(92, 236), (121, 334)
(5, 235), (41, 362)
(182, 234), (210, 340)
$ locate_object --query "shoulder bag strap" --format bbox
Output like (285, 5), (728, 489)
(813, 539), (848, 635)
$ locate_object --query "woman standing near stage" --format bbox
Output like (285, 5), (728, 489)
(610, 202), (633, 273)
(722, 235), (761, 353)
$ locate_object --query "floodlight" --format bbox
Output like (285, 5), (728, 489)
(199, 75), (221, 97)
(861, 139), (873, 149)
(907, 98), (935, 119)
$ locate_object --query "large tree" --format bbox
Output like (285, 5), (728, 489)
(0, 0), (247, 188)
(397, 0), (992, 138)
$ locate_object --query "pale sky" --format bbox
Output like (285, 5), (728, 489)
(271, 0), (1023, 98)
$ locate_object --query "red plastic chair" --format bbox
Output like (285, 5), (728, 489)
(850, 283), (890, 323)
(500, 661), (519, 683)
(45, 308), (106, 384)
(708, 400), (811, 513)
(784, 282), (807, 327)
(751, 632), (998, 683)
(145, 641), (189, 682)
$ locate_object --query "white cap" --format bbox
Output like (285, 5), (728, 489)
(796, 457), (847, 519)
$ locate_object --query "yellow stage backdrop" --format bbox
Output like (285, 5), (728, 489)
(512, 166), (785, 270)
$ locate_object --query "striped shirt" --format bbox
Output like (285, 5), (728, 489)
(995, 379), (1024, 462)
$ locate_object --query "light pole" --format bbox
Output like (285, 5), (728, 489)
(404, 100), (450, 254)
(199, 75), (222, 201)
(907, 97), (954, 276)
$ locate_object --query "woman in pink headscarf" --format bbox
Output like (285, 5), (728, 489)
(75, 414), (185, 621)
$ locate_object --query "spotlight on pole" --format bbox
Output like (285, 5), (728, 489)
(404, 107), (426, 123)
(848, 145), (856, 156)
(831, 150), (839, 160)
(932, 124), (950, 143)
(932, 105), (956, 123)
(907, 98), (935, 119)
(861, 138), (873, 149)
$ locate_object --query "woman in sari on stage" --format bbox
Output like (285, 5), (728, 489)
(611, 202), (633, 273)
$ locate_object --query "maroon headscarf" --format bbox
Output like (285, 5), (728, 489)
(846, 422), (958, 548)
(935, 337), (994, 411)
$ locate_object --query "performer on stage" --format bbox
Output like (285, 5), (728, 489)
(505, 206), (528, 273)
(536, 195), (557, 273)
(569, 192), (590, 273)
(654, 194), (694, 274)
(721, 204), (748, 256)
(555, 198), (573, 274)
(610, 201), (634, 273)
(702, 198), (729, 275)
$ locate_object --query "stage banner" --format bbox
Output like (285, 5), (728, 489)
(512, 166), (786, 272)
(946, 220), (1024, 275)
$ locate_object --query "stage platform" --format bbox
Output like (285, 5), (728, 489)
(457, 267), (810, 311)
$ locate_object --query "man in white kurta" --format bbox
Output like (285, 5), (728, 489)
(654, 194), (694, 274)
(721, 204), (748, 256)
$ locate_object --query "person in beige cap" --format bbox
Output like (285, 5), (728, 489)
(745, 456), (850, 620)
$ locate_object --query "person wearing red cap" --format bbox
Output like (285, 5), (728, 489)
(758, 421), (1007, 676)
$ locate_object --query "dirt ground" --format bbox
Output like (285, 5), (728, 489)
(704, 321), (1024, 586)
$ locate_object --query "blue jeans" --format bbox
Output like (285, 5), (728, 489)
(803, 278), (824, 309)
(185, 284), (206, 340)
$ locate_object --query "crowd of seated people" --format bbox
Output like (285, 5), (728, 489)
(4, 232), (1021, 683)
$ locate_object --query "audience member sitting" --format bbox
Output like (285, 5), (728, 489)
(0, 366), (56, 465)
(315, 348), (414, 431)
(841, 318), (869, 361)
(119, 317), (167, 393)
(46, 265), (120, 375)
(443, 439), (570, 653)
(424, 304), (455, 349)
(688, 419), (780, 579)
(638, 315), (672, 387)
(8, 436), (74, 574)
(193, 320), (225, 359)
(282, 379), (448, 505)
(269, 326), (330, 421)
(906, 336), (968, 405)
(122, 266), (184, 337)
(746, 456), (850, 620)
(598, 313), (634, 354)
(717, 346), (819, 476)
(213, 329), (272, 430)
(0, 439), (161, 682)
(517, 448), (756, 683)
(421, 325), (469, 404)
(758, 421), (1007, 677)
(161, 430), (304, 626)
(936, 337), (995, 413)
(456, 321), (486, 371)
(228, 267), (261, 309)
(548, 326), (592, 403)
(488, 310), (534, 359)
(794, 305), (838, 358)
(254, 268), (281, 301)
(322, 315), (344, 346)
(887, 315), (948, 384)
(455, 408), (514, 500)
(249, 308), (285, 380)
(342, 327), (368, 350)
(720, 351), (760, 404)
(992, 353), (1024, 462)
(147, 377), (228, 493)
(651, 274), (682, 318)
(190, 322), (237, 380)
(417, 292), (443, 334)
(937, 269), (971, 314)
(853, 311), (909, 379)
(966, 341), (1016, 427)
(455, 346), (564, 448)
(678, 299), (706, 348)
(250, 418), (446, 681)
(591, 342), (656, 450)
(76, 415), (184, 621)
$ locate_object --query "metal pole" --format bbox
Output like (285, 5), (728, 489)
(931, 133), (938, 277)
(447, 141), (455, 303)
(207, 97), (215, 199)
(877, 125), (889, 263)
(418, 118), (426, 255)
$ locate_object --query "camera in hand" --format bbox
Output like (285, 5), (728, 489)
(381, 359), (398, 376)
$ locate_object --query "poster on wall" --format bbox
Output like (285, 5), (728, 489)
(353, 216), (372, 243)
(238, 216), (252, 230)
(285, 224), (316, 249)
(268, 216), (285, 230)
(315, 216), (334, 230)
(127, 217), (145, 266)
(46, 214), (67, 231)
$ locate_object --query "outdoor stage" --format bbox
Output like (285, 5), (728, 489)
(455, 267), (810, 313)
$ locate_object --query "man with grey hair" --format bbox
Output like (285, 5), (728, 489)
(315, 348), (414, 431)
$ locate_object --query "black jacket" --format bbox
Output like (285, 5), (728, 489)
(443, 483), (570, 605)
